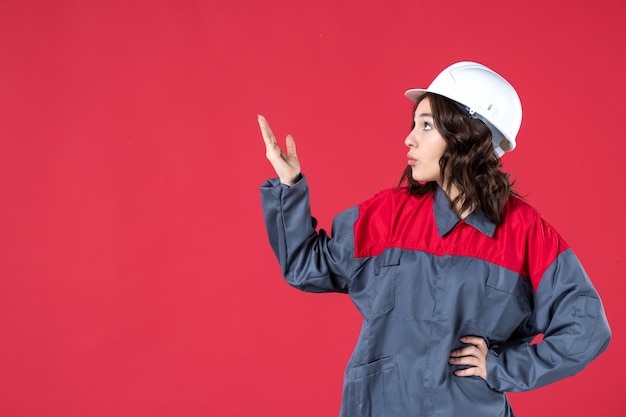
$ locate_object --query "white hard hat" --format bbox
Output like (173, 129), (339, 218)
(405, 61), (522, 157)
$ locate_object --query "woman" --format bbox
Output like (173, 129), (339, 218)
(258, 62), (610, 417)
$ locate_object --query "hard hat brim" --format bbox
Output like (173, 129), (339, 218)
(404, 89), (429, 102)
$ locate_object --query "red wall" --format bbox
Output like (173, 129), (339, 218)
(1, 0), (624, 415)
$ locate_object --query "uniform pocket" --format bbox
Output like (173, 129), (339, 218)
(370, 248), (401, 316)
(566, 295), (600, 355)
(344, 357), (403, 417)
(485, 269), (524, 295)
(478, 269), (532, 340)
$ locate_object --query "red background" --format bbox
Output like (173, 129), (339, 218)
(1, 1), (624, 416)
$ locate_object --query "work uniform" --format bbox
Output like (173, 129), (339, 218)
(260, 175), (611, 417)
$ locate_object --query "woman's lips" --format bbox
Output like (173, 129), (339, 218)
(407, 155), (417, 166)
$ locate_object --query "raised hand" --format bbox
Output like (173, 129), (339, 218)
(258, 115), (301, 186)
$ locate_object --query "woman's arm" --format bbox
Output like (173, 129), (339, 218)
(258, 116), (356, 293)
(485, 220), (611, 392)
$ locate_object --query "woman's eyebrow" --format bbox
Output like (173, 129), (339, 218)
(415, 112), (433, 118)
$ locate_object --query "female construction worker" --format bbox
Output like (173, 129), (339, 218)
(258, 61), (610, 417)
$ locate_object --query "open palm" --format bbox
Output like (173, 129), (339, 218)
(258, 115), (301, 186)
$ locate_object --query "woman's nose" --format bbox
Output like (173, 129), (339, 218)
(405, 131), (417, 148)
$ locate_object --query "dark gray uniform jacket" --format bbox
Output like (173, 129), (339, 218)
(260, 176), (611, 417)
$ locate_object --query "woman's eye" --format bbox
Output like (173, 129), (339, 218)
(423, 122), (432, 131)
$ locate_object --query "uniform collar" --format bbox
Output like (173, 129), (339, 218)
(433, 185), (496, 238)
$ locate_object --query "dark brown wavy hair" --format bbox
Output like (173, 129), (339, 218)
(398, 93), (514, 224)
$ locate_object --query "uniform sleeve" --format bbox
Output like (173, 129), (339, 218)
(486, 220), (611, 392)
(260, 175), (356, 293)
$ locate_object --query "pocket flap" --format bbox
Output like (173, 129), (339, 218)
(374, 248), (402, 275)
(485, 270), (523, 296)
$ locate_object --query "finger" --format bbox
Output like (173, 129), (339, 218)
(258, 115), (278, 146)
(258, 115), (286, 162)
(459, 336), (488, 351)
(258, 116), (275, 145)
(285, 134), (297, 158)
(454, 367), (475, 377)
(453, 366), (486, 379)
(448, 355), (481, 367)
(449, 356), (487, 380)
(449, 345), (481, 358)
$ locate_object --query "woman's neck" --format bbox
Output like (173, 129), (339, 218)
(438, 180), (472, 219)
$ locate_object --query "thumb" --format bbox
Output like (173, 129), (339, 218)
(285, 134), (297, 158)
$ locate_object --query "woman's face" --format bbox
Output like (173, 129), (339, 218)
(405, 97), (448, 185)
